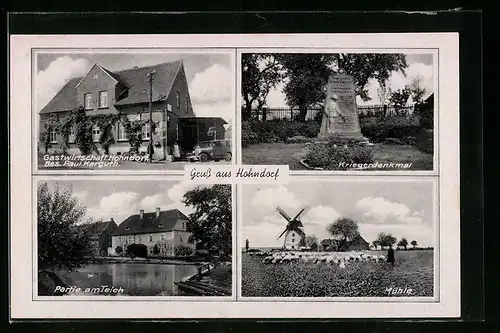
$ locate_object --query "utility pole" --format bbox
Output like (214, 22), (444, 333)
(147, 70), (156, 163)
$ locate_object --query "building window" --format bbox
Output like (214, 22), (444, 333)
(142, 122), (150, 139)
(292, 238), (295, 243)
(176, 91), (180, 108)
(167, 103), (172, 112)
(98, 91), (108, 108)
(50, 128), (57, 143)
(292, 233), (295, 237)
(149, 236), (153, 242)
(68, 126), (76, 143)
(161, 234), (165, 241)
(92, 125), (100, 142)
(118, 237), (121, 243)
(184, 97), (188, 110)
(84, 93), (92, 109)
(117, 122), (126, 141)
(180, 235), (183, 243)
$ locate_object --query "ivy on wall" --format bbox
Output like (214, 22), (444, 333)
(40, 106), (157, 155)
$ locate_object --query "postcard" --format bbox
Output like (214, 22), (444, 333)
(10, 33), (459, 319)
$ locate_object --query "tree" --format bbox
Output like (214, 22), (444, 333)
(277, 53), (335, 122)
(389, 87), (412, 114)
(372, 240), (381, 250)
(411, 240), (418, 249)
(152, 244), (160, 256)
(397, 238), (409, 250)
(409, 75), (427, 104)
(305, 235), (319, 248)
(337, 53), (408, 102)
(115, 246), (123, 256)
(245, 239), (249, 252)
(377, 82), (392, 118)
(73, 106), (98, 155)
(275, 53), (408, 121)
(326, 217), (360, 250)
(298, 237), (307, 247)
(241, 54), (283, 120)
(376, 232), (397, 249)
(183, 184), (232, 259)
(37, 182), (94, 271)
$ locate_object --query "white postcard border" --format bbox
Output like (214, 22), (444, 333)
(10, 33), (460, 319)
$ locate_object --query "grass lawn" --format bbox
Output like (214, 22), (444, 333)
(242, 143), (433, 171)
(241, 250), (434, 297)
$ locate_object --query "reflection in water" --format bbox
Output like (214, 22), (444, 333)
(58, 263), (199, 296)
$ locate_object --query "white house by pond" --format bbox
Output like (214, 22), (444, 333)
(110, 208), (195, 256)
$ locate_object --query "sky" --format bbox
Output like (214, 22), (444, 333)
(242, 180), (436, 248)
(36, 52), (234, 122)
(39, 179), (213, 225)
(261, 53), (434, 108)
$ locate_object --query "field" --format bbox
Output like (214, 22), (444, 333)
(241, 250), (434, 297)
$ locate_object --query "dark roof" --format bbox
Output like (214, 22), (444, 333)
(40, 60), (183, 114)
(350, 234), (369, 245)
(321, 239), (339, 246)
(78, 220), (117, 239)
(111, 209), (189, 236)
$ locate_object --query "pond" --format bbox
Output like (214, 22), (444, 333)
(56, 263), (200, 296)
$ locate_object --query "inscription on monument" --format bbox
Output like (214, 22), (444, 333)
(318, 72), (365, 141)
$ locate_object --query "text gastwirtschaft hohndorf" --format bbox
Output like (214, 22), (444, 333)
(184, 165), (289, 184)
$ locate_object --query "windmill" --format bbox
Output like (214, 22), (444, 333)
(276, 206), (308, 250)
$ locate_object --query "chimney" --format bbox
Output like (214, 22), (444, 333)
(156, 207), (160, 217)
(140, 209), (144, 219)
(110, 218), (114, 223)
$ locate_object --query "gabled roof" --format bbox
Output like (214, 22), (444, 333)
(77, 220), (117, 239)
(40, 60), (183, 114)
(111, 208), (189, 236)
(350, 234), (369, 245)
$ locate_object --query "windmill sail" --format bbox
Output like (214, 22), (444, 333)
(276, 207), (292, 221)
(292, 207), (307, 221)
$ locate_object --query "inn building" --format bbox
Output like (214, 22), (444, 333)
(38, 60), (222, 159)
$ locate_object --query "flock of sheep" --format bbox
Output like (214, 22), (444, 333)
(257, 251), (386, 269)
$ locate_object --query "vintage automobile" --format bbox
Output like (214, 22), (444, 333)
(187, 139), (232, 162)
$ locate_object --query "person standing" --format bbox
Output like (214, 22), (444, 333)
(173, 141), (181, 162)
(387, 245), (395, 265)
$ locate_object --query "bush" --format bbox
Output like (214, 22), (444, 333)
(242, 120), (320, 147)
(126, 243), (147, 258)
(384, 137), (405, 145)
(360, 116), (421, 143)
(115, 246), (123, 256)
(174, 245), (194, 257)
(304, 144), (375, 170)
(415, 129), (434, 154)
